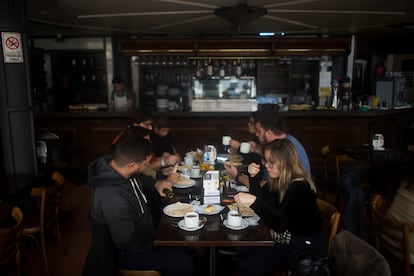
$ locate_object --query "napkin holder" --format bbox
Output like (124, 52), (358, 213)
(202, 170), (221, 204)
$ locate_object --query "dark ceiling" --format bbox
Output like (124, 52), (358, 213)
(26, 0), (414, 39)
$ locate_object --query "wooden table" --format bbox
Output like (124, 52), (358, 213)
(154, 186), (273, 276)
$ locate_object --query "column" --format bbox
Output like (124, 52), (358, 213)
(0, 0), (37, 195)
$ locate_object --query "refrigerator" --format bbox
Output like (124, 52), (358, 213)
(375, 77), (406, 108)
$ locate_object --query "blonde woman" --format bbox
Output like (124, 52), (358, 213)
(234, 139), (323, 275)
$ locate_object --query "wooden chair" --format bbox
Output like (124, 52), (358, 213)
(23, 172), (65, 276)
(371, 194), (414, 276)
(316, 198), (341, 253)
(335, 154), (370, 190)
(117, 270), (161, 276)
(0, 206), (24, 276)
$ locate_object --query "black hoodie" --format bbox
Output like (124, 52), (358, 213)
(88, 155), (162, 254)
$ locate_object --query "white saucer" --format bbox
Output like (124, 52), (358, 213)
(190, 174), (202, 179)
(178, 219), (205, 231)
(223, 219), (249, 230)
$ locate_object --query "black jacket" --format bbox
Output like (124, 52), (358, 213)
(87, 155), (162, 254)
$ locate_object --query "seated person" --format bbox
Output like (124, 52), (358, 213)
(85, 134), (192, 275)
(228, 111), (262, 155)
(151, 116), (178, 157)
(234, 139), (323, 275)
(150, 116), (181, 179)
(384, 166), (414, 264)
(112, 110), (153, 144)
(112, 111), (179, 178)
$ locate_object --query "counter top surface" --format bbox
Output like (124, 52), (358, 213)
(34, 107), (413, 119)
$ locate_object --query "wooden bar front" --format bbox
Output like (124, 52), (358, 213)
(33, 109), (414, 174)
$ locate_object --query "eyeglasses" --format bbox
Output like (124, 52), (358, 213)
(261, 158), (275, 169)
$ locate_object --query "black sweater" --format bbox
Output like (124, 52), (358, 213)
(249, 176), (322, 236)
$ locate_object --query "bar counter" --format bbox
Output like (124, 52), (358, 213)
(33, 107), (414, 171)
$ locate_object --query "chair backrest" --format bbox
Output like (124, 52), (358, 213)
(316, 198), (341, 253)
(117, 270), (161, 276)
(371, 194), (414, 276)
(0, 206), (24, 273)
(31, 177), (64, 232)
(331, 230), (391, 276)
(52, 171), (65, 185)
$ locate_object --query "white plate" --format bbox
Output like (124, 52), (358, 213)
(195, 204), (225, 215)
(178, 219), (205, 231)
(173, 177), (196, 188)
(163, 202), (194, 217)
(235, 185), (249, 192)
(223, 219), (249, 230)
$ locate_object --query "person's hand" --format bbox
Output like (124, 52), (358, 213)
(161, 166), (176, 175)
(154, 179), (173, 196)
(230, 139), (241, 149)
(229, 139), (241, 153)
(249, 141), (257, 153)
(223, 163), (238, 179)
(234, 192), (256, 206)
(248, 162), (260, 177)
(165, 154), (179, 166)
(166, 172), (180, 183)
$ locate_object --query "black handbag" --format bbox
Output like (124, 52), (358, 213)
(291, 251), (335, 276)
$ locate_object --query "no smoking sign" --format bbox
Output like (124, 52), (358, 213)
(2, 32), (24, 63)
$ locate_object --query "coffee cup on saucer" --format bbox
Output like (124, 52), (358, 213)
(184, 211), (199, 228)
(227, 210), (242, 227)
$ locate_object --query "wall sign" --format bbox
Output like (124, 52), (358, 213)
(1, 32), (24, 63)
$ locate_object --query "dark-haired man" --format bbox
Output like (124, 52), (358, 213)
(109, 76), (134, 110)
(84, 135), (192, 275)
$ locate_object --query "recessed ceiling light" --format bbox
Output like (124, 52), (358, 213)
(259, 32), (275, 36)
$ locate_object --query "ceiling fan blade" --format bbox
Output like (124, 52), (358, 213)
(264, 0), (321, 9)
(159, 0), (218, 9)
(263, 15), (318, 29)
(78, 10), (211, 19)
(150, 15), (215, 30)
(267, 9), (406, 15)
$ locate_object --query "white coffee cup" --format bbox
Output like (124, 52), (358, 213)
(222, 136), (231, 146)
(227, 210), (242, 227)
(184, 155), (193, 167)
(240, 142), (251, 154)
(190, 165), (201, 178)
(184, 211), (199, 228)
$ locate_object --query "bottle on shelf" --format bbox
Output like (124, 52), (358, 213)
(207, 59), (213, 78)
(236, 59), (242, 77)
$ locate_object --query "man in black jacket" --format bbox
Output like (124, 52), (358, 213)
(83, 134), (193, 275)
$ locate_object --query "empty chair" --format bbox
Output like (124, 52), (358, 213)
(316, 198), (341, 253)
(0, 206), (24, 276)
(23, 172), (65, 275)
(371, 194), (414, 276)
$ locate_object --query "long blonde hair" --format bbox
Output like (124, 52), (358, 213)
(264, 139), (316, 202)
